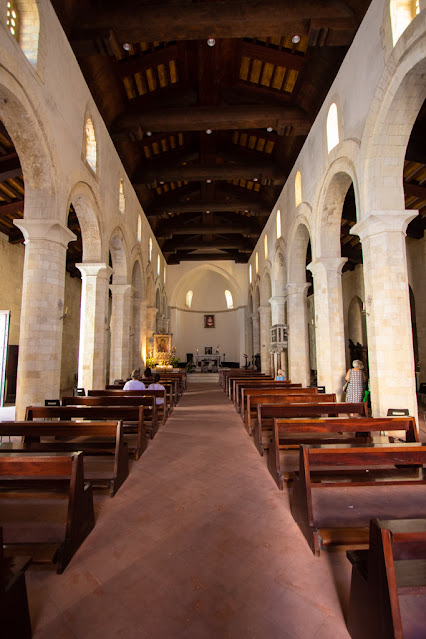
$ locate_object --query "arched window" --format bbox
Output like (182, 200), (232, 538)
(295, 171), (302, 207)
(185, 290), (193, 308)
(249, 264), (252, 284)
(390, 0), (420, 46)
(85, 118), (97, 173)
(163, 267), (166, 285)
(148, 237), (152, 262)
(137, 214), (142, 242)
(264, 234), (268, 261)
(157, 254), (160, 276)
(327, 103), (339, 153)
(276, 210), (282, 238)
(119, 178), (125, 213)
(6, 1), (19, 40)
(225, 290), (234, 309)
(255, 251), (259, 274)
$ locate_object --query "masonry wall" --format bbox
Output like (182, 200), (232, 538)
(0, 235), (24, 345)
(60, 274), (81, 393)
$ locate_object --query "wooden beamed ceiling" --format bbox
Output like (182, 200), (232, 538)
(0, 1), (424, 271)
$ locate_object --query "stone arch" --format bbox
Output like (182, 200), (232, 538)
(347, 295), (367, 347)
(145, 264), (155, 307)
(287, 214), (312, 283)
(68, 182), (102, 262)
(260, 267), (272, 306)
(273, 237), (287, 296)
(315, 160), (359, 258)
(130, 258), (144, 372)
(361, 16), (426, 214)
(169, 263), (245, 309)
(109, 228), (128, 284)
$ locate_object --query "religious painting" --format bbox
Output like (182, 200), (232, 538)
(205, 347), (212, 355)
(204, 314), (215, 328)
(154, 334), (171, 356)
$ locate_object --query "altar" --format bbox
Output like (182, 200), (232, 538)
(194, 354), (221, 369)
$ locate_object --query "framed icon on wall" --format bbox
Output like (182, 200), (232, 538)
(205, 347), (212, 355)
(204, 314), (215, 328)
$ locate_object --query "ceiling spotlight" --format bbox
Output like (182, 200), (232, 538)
(205, 128), (213, 135)
(266, 126), (273, 133)
(146, 131), (152, 137)
(123, 42), (131, 51)
(207, 38), (216, 47)
(253, 178), (258, 182)
(292, 35), (301, 44)
(206, 179), (212, 183)
(206, 210), (210, 214)
(159, 181), (164, 185)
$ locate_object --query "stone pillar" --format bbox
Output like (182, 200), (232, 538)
(109, 284), (132, 381)
(14, 220), (76, 418)
(259, 305), (272, 375)
(131, 291), (144, 373)
(269, 295), (286, 325)
(351, 210), (418, 418)
(285, 283), (311, 387)
(251, 312), (260, 365)
(237, 307), (247, 367)
(146, 306), (158, 357)
(76, 263), (112, 392)
(307, 258), (347, 397)
(139, 301), (148, 366)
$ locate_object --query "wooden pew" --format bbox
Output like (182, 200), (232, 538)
(220, 368), (257, 390)
(87, 389), (170, 421)
(227, 375), (273, 400)
(241, 386), (313, 423)
(291, 442), (426, 556)
(233, 380), (299, 411)
(25, 405), (146, 460)
(107, 378), (179, 406)
(0, 421), (129, 497)
(268, 417), (418, 489)
(347, 518), (426, 639)
(222, 371), (267, 396)
(0, 452), (95, 573)
(62, 394), (160, 433)
(0, 527), (32, 639)
(247, 393), (338, 439)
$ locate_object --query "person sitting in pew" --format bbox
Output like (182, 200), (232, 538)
(148, 374), (165, 405)
(123, 370), (145, 391)
(275, 369), (286, 381)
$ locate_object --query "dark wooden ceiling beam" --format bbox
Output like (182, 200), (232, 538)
(0, 200), (24, 217)
(0, 153), (22, 182)
(135, 162), (283, 185)
(404, 181), (426, 201)
(163, 239), (253, 251)
(155, 224), (259, 238)
(73, 1), (354, 42)
(112, 105), (311, 136)
(239, 41), (304, 71)
(115, 44), (179, 79)
(147, 200), (270, 216)
(167, 252), (248, 264)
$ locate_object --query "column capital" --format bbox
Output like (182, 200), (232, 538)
(147, 306), (159, 317)
(307, 257), (347, 277)
(268, 295), (285, 307)
(109, 283), (132, 296)
(284, 282), (311, 297)
(251, 312), (259, 322)
(351, 210), (418, 241)
(76, 262), (113, 279)
(14, 219), (76, 248)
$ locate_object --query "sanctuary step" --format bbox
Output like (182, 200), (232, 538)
(187, 373), (220, 384)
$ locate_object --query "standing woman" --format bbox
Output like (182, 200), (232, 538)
(345, 359), (366, 402)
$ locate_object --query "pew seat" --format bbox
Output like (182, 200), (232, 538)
(0, 526), (32, 639)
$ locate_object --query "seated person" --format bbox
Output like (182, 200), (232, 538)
(212, 360), (218, 373)
(123, 369), (146, 390)
(148, 373), (165, 405)
(275, 368), (286, 381)
(201, 361), (208, 373)
(143, 367), (153, 381)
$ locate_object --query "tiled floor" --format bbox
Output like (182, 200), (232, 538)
(24, 383), (425, 638)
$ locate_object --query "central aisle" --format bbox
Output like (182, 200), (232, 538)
(29, 382), (351, 639)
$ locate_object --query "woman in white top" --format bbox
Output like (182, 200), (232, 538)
(148, 373), (165, 405)
(123, 370), (145, 391)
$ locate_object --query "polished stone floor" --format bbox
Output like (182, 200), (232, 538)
(24, 382), (426, 638)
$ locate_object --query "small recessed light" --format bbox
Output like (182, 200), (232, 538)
(266, 127), (273, 133)
(253, 178), (258, 182)
(292, 35), (301, 44)
(123, 42), (131, 51)
(205, 129), (213, 135)
(146, 131), (152, 137)
(245, 209), (249, 213)
(159, 181), (164, 185)
(207, 38), (216, 47)
(206, 179), (212, 183)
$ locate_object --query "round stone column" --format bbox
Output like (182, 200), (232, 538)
(259, 305), (272, 375)
(251, 312), (260, 363)
(14, 219), (76, 418)
(76, 263), (112, 392)
(285, 283), (311, 387)
(307, 257), (347, 397)
(109, 284), (132, 382)
(351, 210), (418, 418)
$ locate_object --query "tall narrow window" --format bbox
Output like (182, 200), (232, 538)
(294, 171), (302, 207)
(276, 210), (281, 238)
(119, 179), (125, 213)
(249, 264), (252, 284)
(148, 237), (152, 262)
(225, 290), (234, 309)
(327, 103), (339, 153)
(157, 254), (160, 276)
(137, 214), (142, 242)
(163, 267), (166, 285)
(6, 1), (19, 40)
(264, 234), (268, 261)
(390, 0), (420, 45)
(85, 118), (97, 173)
(185, 290), (193, 308)
(255, 252), (259, 274)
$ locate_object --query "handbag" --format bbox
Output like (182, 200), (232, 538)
(343, 381), (348, 392)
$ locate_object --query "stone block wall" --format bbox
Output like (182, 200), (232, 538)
(0, 235), (24, 345)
